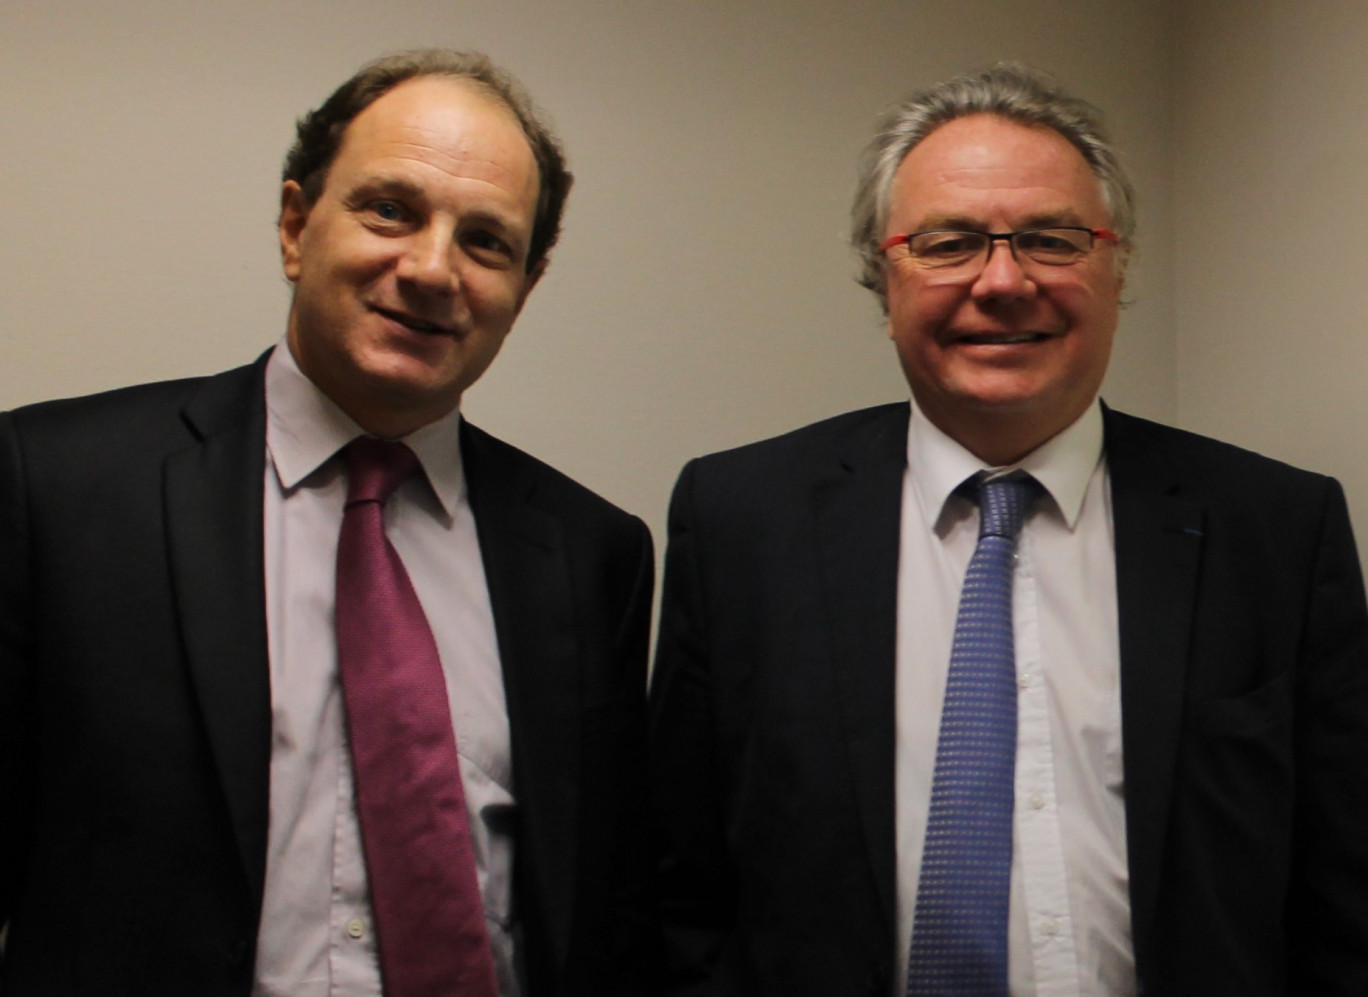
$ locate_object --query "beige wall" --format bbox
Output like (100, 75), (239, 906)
(3, 1), (1175, 553)
(1174, 1), (1368, 545)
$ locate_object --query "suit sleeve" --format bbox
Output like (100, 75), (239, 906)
(1287, 478), (1368, 990)
(601, 512), (661, 997)
(0, 412), (38, 934)
(649, 460), (736, 994)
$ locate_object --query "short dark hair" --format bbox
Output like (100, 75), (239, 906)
(851, 63), (1135, 311)
(282, 49), (572, 273)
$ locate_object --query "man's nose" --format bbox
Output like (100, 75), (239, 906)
(396, 227), (459, 293)
(971, 239), (1036, 300)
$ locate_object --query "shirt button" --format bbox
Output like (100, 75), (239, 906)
(1042, 918), (1060, 937)
(1028, 791), (1046, 810)
(1018, 673), (1033, 691)
(347, 918), (366, 939)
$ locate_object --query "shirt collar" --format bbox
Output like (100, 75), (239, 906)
(264, 341), (465, 519)
(906, 395), (1103, 531)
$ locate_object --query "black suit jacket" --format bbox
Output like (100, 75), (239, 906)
(649, 402), (1368, 996)
(0, 356), (655, 996)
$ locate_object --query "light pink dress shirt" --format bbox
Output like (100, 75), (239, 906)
(252, 343), (519, 996)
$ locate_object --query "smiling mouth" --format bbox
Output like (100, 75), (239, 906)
(957, 332), (1056, 345)
(374, 306), (454, 335)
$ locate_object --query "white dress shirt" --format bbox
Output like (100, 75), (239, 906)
(893, 398), (1135, 996)
(252, 343), (520, 996)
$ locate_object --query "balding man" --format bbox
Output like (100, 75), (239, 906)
(1, 50), (653, 996)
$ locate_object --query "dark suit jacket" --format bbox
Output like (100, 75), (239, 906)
(0, 355), (655, 996)
(649, 401), (1368, 996)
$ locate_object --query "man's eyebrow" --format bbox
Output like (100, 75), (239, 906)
(1016, 210), (1087, 228)
(908, 210), (1087, 232)
(910, 214), (987, 232)
(346, 174), (428, 201)
(461, 208), (522, 234)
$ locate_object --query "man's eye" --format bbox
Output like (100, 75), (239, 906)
(912, 233), (984, 259)
(464, 231), (515, 263)
(369, 201), (406, 222)
(1015, 229), (1089, 263)
(1018, 232), (1072, 252)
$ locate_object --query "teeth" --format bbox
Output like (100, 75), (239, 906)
(963, 333), (1044, 344)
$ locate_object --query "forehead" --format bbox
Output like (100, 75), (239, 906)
(888, 114), (1107, 229)
(328, 75), (539, 201)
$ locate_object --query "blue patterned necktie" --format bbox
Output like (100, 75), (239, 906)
(906, 471), (1042, 997)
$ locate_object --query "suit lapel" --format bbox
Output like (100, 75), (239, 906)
(461, 420), (579, 973)
(809, 403), (1205, 965)
(163, 358), (272, 909)
(812, 404), (909, 931)
(1103, 407), (1205, 967)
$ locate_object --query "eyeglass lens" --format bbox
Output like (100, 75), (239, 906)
(907, 228), (1097, 269)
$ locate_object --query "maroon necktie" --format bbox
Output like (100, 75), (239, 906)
(335, 437), (499, 997)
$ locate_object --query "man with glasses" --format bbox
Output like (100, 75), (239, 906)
(650, 64), (1368, 995)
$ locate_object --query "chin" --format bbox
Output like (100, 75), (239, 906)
(952, 375), (1056, 411)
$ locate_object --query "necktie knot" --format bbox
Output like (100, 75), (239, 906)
(344, 437), (420, 508)
(973, 472), (1042, 542)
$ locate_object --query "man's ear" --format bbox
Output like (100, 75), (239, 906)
(1114, 242), (1133, 307)
(278, 181), (309, 282)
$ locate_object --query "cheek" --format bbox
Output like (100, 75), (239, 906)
(468, 272), (530, 321)
(887, 279), (957, 345)
(301, 224), (397, 284)
(1058, 279), (1120, 339)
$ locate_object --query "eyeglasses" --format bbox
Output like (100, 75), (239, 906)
(879, 227), (1119, 274)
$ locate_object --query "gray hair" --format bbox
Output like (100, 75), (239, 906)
(282, 49), (572, 274)
(850, 63), (1135, 310)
